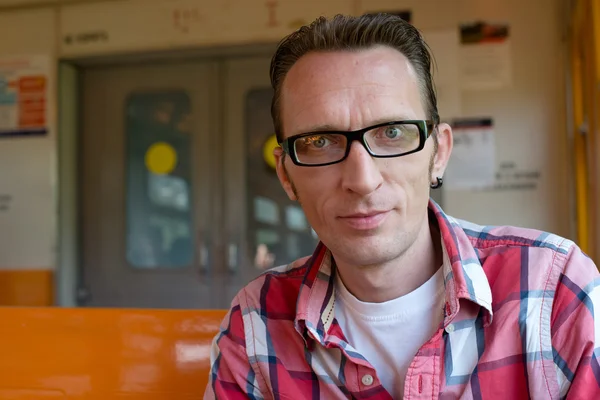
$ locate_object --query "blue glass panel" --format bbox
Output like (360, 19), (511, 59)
(125, 92), (193, 268)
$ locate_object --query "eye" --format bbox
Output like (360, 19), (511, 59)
(312, 136), (328, 148)
(301, 135), (331, 148)
(384, 126), (403, 139)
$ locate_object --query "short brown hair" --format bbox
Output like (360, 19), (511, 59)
(270, 13), (439, 142)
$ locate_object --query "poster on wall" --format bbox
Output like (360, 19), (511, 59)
(445, 118), (496, 190)
(459, 21), (512, 90)
(0, 55), (50, 138)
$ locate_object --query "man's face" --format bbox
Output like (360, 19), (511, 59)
(274, 46), (451, 267)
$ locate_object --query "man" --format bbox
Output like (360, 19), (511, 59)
(205, 13), (600, 399)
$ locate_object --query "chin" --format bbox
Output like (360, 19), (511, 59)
(328, 235), (401, 266)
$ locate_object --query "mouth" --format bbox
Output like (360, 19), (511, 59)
(337, 210), (391, 230)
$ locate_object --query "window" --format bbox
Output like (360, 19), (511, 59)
(245, 88), (318, 269)
(125, 91), (193, 268)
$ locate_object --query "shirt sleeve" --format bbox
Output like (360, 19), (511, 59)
(550, 244), (600, 398)
(204, 297), (265, 400)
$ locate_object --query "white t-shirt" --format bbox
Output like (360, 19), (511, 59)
(334, 267), (445, 399)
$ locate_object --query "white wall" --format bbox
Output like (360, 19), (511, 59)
(0, 0), (573, 277)
(0, 7), (57, 269)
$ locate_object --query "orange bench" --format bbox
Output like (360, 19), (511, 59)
(0, 307), (226, 399)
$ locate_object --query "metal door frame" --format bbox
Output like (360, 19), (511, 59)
(222, 56), (274, 304)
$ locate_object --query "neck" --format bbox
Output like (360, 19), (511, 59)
(334, 213), (442, 303)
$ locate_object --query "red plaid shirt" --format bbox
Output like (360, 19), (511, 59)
(205, 201), (600, 399)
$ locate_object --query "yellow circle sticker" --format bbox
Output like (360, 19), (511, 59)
(145, 142), (177, 175)
(263, 134), (279, 170)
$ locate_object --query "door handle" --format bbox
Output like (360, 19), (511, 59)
(227, 242), (238, 274)
(76, 286), (91, 305)
(198, 234), (209, 275)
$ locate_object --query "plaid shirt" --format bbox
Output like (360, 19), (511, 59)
(205, 200), (600, 399)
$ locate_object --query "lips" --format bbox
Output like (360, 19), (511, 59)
(341, 211), (388, 218)
(338, 210), (391, 230)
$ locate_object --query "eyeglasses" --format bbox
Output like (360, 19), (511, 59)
(279, 120), (435, 167)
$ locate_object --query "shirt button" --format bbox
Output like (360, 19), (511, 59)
(362, 374), (374, 386)
(446, 324), (455, 333)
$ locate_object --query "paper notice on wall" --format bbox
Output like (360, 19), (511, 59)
(445, 118), (495, 190)
(423, 29), (461, 121)
(0, 55), (53, 268)
(459, 22), (511, 90)
(0, 55), (50, 138)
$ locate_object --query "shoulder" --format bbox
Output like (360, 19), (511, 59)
(215, 254), (312, 331)
(456, 218), (575, 255)
(456, 218), (582, 271)
(453, 220), (600, 395)
(207, 256), (313, 398)
(454, 218), (598, 292)
(235, 254), (312, 315)
(211, 254), (313, 357)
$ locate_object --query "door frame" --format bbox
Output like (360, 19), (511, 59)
(222, 56), (276, 301)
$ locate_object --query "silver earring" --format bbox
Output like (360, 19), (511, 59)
(430, 177), (443, 189)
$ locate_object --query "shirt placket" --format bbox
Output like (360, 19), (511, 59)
(330, 346), (392, 399)
(403, 330), (443, 399)
(348, 363), (394, 399)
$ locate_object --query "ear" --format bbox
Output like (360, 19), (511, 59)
(431, 122), (453, 181)
(274, 147), (298, 201)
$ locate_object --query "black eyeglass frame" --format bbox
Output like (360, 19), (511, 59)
(279, 120), (435, 167)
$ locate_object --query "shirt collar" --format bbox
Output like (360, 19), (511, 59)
(432, 199), (494, 327)
(294, 199), (494, 344)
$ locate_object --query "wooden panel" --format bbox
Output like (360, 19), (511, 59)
(0, 270), (53, 306)
(0, 307), (227, 399)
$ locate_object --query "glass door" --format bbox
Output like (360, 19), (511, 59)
(81, 62), (221, 308)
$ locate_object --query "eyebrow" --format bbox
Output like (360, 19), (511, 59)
(294, 116), (417, 134)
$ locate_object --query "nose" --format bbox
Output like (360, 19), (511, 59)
(340, 141), (383, 195)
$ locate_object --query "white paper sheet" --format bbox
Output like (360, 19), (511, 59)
(445, 118), (496, 190)
(459, 22), (512, 90)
